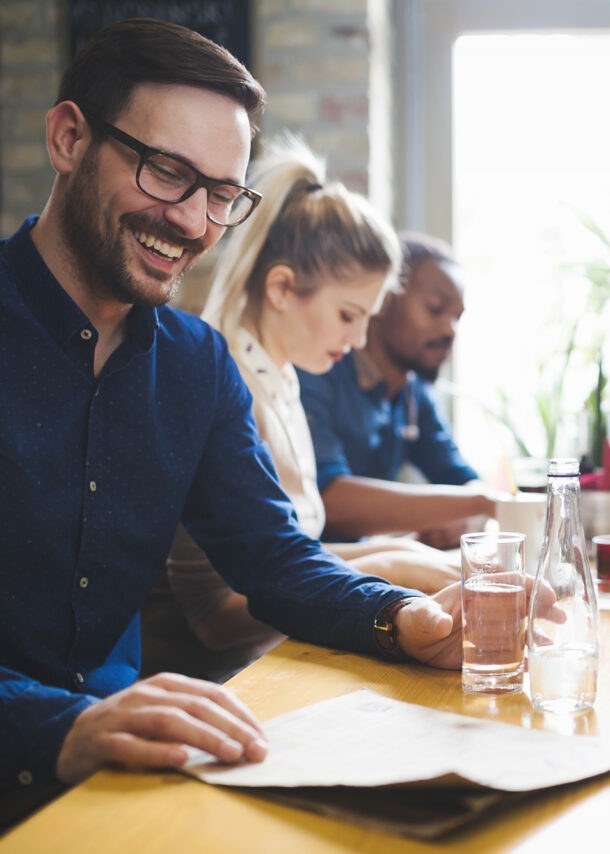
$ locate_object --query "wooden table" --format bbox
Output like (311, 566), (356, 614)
(3, 609), (610, 853)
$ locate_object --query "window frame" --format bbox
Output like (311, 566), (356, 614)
(392, 0), (610, 239)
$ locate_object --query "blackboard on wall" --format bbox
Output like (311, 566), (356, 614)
(68, 1), (251, 66)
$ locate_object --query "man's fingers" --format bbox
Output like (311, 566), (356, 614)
(395, 586), (463, 670)
(56, 673), (268, 784)
(112, 701), (267, 763)
(98, 730), (191, 769)
(407, 600), (453, 639)
(143, 673), (266, 737)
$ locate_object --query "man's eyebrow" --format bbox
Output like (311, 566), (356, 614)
(146, 140), (244, 186)
(425, 286), (458, 301)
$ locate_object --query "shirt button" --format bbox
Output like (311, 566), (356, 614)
(79, 577), (89, 589)
(89, 481), (97, 492)
(80, 328), (93, 341)
(75, 672), (85, 684)
(18, 770), (33, 786)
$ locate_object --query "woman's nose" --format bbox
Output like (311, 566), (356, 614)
(349, 319), (369, 351)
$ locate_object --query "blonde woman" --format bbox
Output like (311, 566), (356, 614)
(146, 136), (475, 681)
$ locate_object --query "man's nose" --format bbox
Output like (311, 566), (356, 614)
(440, 314), (458, 340)
(162, 188), (211, 240)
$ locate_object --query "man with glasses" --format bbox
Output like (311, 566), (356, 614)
(0, 18), (463, 825)
(79, 109), (262, 228)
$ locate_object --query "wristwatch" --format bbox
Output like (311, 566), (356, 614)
(373, 597), (414, 659)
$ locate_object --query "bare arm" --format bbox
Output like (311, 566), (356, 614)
(322, 475), (496, 540)
(167, 525), (283, 653)
(327, 537), (461, 594)
(189, 590), (284, 652)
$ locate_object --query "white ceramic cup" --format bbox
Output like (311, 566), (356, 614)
(495, 492), (547, 575)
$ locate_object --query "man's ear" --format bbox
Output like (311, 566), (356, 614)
(264, 264), (296, 312)
(45, 101), (90, 175)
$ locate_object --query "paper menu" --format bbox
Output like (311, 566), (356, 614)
(182, 689), (610, 792)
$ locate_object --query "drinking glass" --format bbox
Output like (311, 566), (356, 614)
(461, 531), (527, 694)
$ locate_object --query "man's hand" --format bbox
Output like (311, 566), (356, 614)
(395, 583), (463, 670)
(56, 673), (268, 785)
(394, 575), (565, 672)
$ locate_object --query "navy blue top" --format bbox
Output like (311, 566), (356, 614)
(297, 351), (478, 493)
(0, 219), (419, 794)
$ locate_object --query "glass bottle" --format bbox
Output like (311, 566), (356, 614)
(528, 458), (599, 713)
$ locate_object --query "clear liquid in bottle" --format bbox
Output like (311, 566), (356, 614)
(527, 458), (599, 713)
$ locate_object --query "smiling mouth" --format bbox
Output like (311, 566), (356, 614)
(134, 229), (184, 260)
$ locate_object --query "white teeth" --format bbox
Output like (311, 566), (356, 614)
(134, 230), (184, 259)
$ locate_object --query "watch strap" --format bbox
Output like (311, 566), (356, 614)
(373, 597), (414, 659)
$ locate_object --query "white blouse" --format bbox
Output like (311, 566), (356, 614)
(234, 328), (326, 540)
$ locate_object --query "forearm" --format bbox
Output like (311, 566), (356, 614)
(327, 539), (460, 594)
(322, 476), (495, 540)
(190, 591), (284, 652)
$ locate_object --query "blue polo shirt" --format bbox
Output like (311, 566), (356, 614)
(297, 350), (478, 492)
(0, 219), (419, 796)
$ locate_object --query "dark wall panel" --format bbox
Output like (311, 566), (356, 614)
(68, 1), (251, 65)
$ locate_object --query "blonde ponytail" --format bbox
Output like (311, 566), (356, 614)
(203, 133), (400, 352)
(203, 134), (325, 349)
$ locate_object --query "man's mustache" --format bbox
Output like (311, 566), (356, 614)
(426, 337), (453, 351)
(123, 214), (205, 255)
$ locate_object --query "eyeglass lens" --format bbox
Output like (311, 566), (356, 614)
(138, 152), (254, 226)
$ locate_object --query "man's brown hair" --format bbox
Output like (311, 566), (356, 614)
(56, 17), (265, 136)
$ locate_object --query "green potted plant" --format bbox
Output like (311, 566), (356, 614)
(491, 214), (610, 470)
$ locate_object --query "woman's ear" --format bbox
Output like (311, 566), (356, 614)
(264, 264), (296, 312)
(45, 101), (90, 175)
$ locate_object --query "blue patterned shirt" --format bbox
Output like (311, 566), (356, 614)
(0, 219), (419, 796)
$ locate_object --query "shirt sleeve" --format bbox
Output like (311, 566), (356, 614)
(297, 368), (353, 492)
(0, 668), (97, 791)
(409, 381), (479, 485)
(180, 342), (425, 656)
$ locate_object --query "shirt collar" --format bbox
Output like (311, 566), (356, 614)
(235, 327), (300, 407)
(5, 217), (158, 353)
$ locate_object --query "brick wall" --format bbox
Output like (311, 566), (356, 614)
(0, 0), (67, 234)
(255, 0), (372, 194)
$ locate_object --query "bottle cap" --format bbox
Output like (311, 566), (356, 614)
(548, 457), (580, 476)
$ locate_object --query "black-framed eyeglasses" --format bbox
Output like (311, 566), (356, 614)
(81, 109), (261, 227)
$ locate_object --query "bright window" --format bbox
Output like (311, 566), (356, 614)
(393, 2), (610, 488)
(452, 33), (610, 484)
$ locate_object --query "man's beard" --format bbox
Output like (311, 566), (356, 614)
(408, 359), (441, 383)
(384, 341), (442, 382)
(59, 145), (195, 307)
